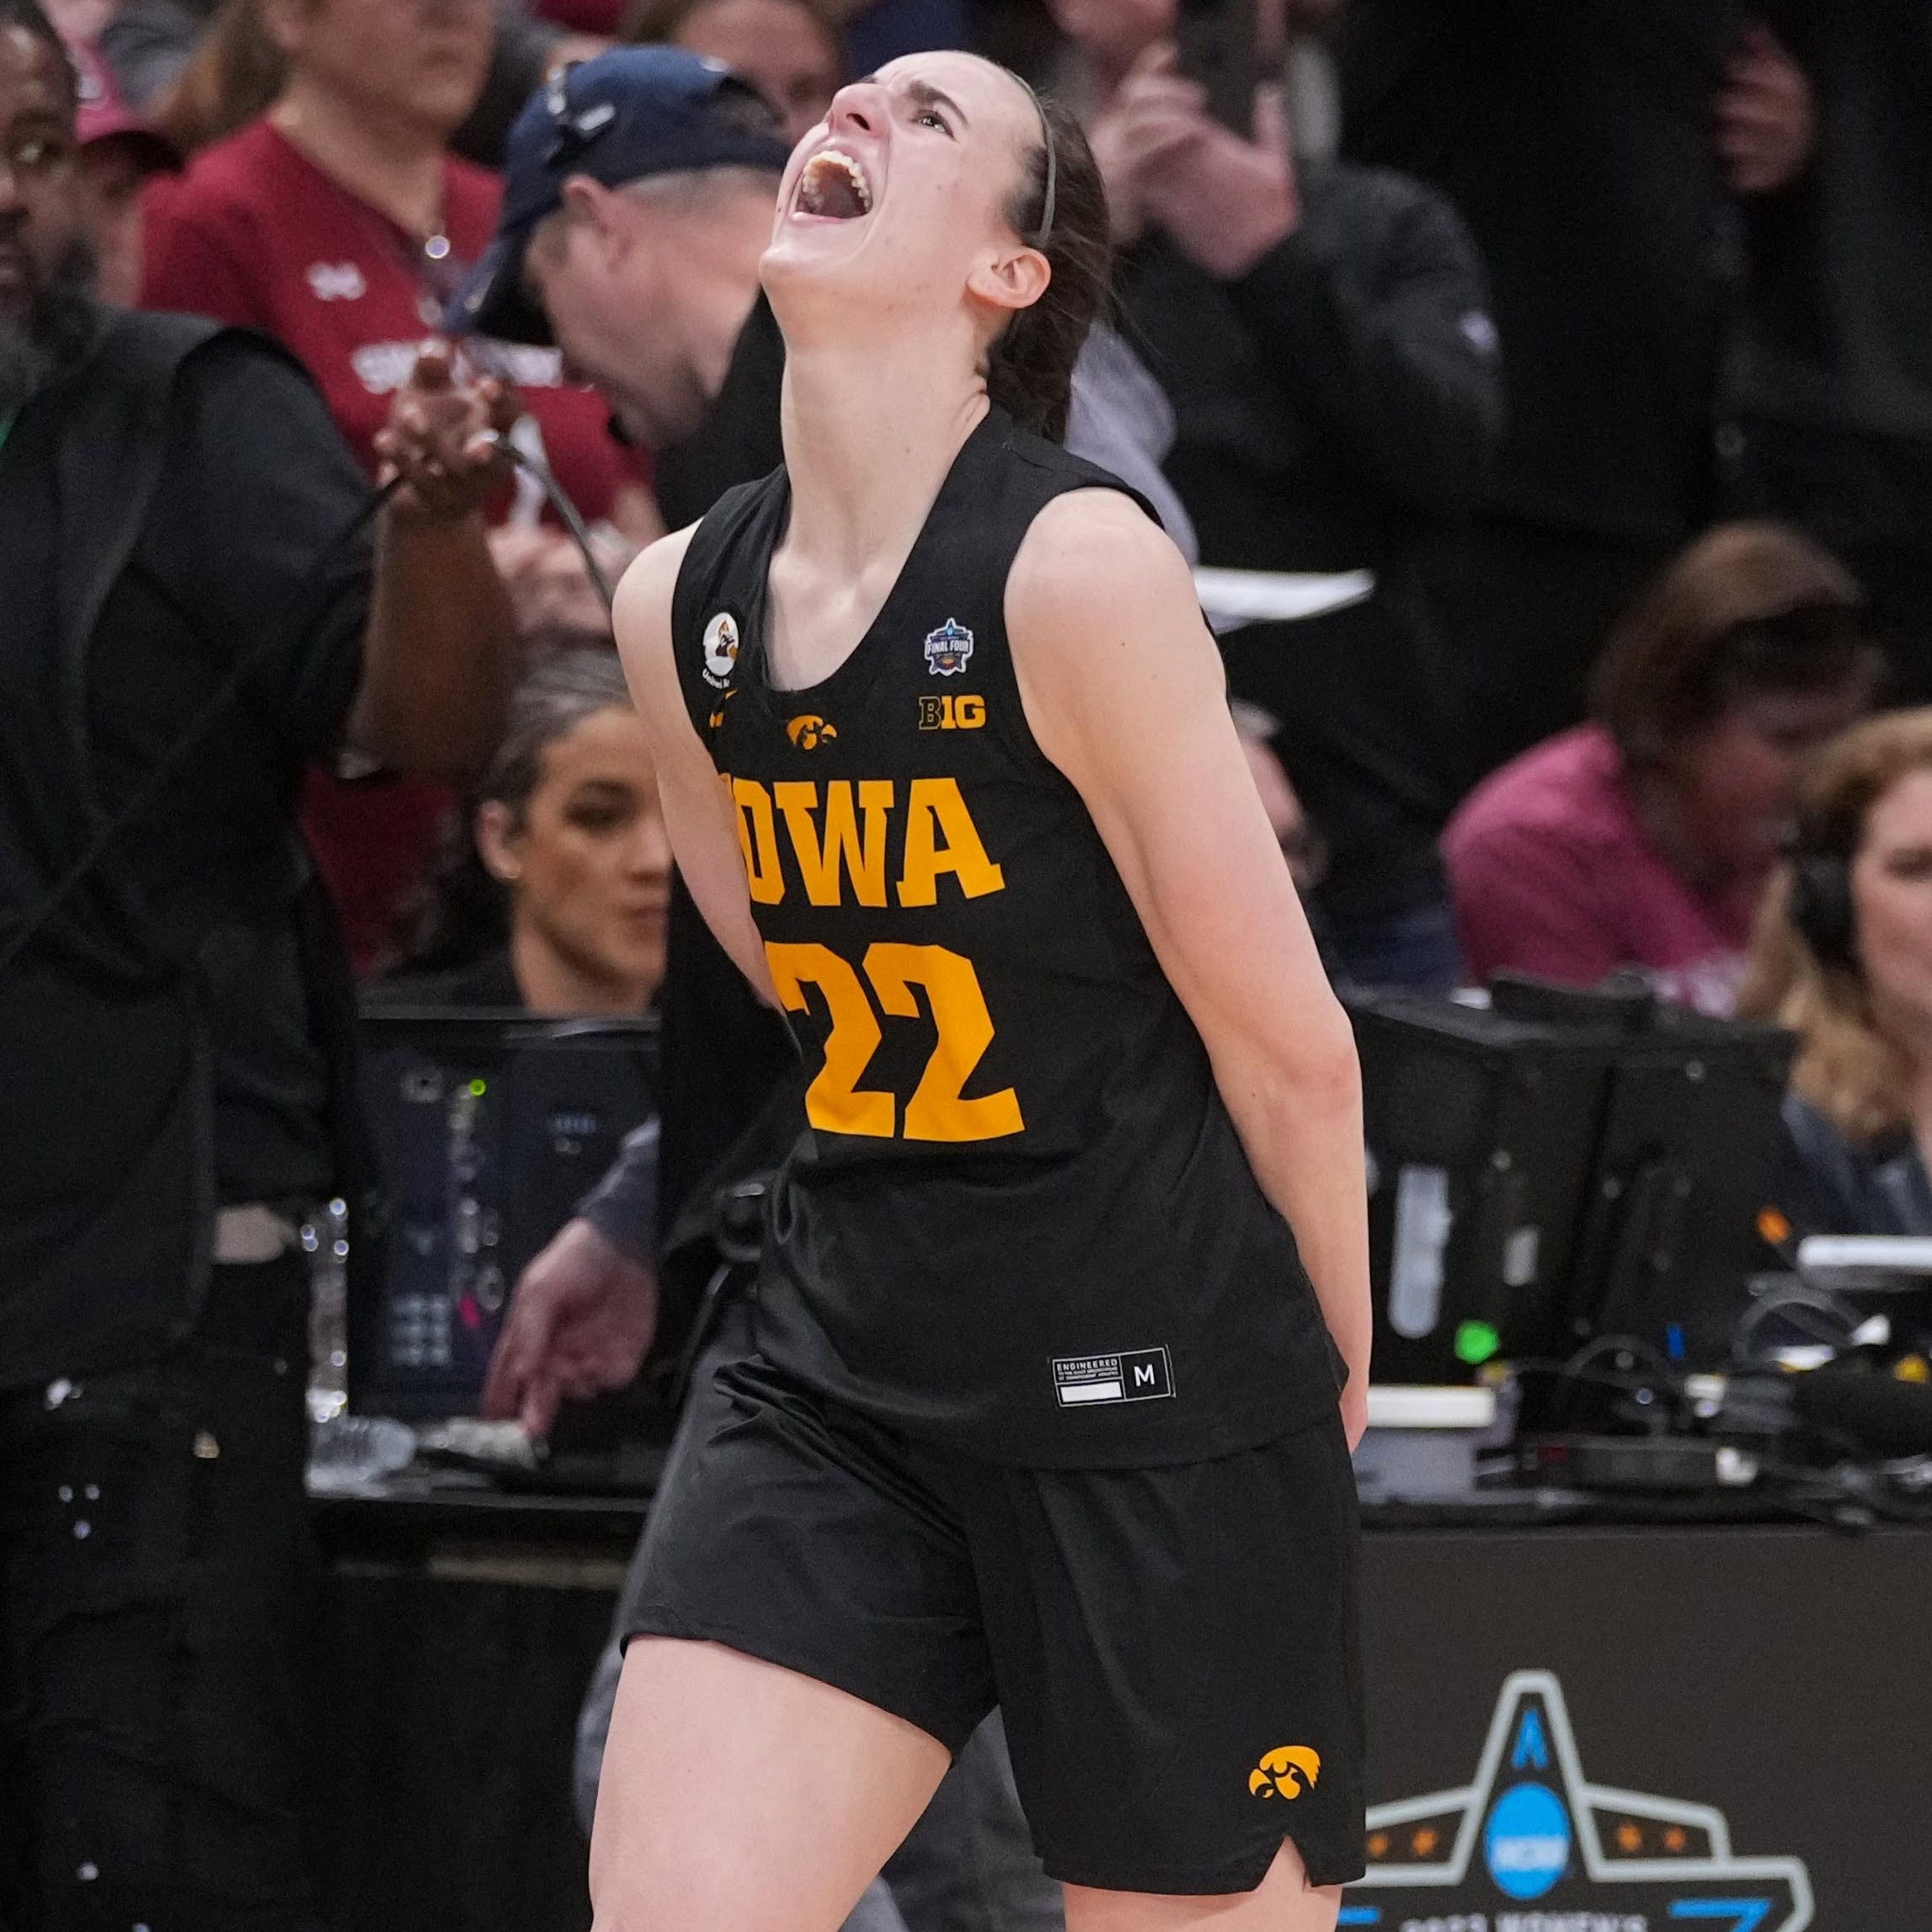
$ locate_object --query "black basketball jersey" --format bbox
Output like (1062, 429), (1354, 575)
(670, 405), (1341, 1466)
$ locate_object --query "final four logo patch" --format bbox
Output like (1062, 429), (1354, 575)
(924, 618), (974, 677)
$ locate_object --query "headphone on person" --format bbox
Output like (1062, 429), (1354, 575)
(1785, 825), (1859, 972)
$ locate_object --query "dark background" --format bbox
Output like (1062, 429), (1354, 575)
(307, 1505), (1930, 1931)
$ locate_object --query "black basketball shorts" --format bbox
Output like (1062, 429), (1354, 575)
(620, 1353), (1365, 1896)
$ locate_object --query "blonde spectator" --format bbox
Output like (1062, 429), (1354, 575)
(1742, 709), (1932, 1235)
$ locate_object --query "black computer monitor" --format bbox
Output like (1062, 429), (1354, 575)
(1346, 981), (1795, 1382)
(350, 1009), (658, 1418)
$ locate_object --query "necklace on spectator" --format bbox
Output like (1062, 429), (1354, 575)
(414, 226), (454, 326)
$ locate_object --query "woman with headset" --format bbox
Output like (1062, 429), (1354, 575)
(1742, 708), (1932, 1236)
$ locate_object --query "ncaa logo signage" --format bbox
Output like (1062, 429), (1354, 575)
(1341, 1673), (1811, 1932)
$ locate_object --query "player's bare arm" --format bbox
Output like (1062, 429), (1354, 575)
(1008, 487), (1373, 1438)
(614, 526), (779, 1005)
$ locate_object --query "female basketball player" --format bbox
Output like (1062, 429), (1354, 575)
(605, 49), (1371, 1932)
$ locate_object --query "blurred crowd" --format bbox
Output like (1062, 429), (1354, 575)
(5, 0), (1932, 1924)
(184, 0), (1932, 1208)
(27, 0), (1930, 1014)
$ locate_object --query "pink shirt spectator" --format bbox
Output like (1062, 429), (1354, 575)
(1443, 724), (1762, 1014)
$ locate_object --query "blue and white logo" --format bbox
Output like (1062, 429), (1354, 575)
(1484, 1781), (1571, 1898)
(923, 618), (974, 677)
(1338, 1672), (1812, 1932)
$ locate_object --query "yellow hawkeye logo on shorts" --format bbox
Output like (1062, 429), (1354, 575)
(1249, 1746), (1321, 1801)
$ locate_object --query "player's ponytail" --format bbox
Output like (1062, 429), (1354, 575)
(986, 90), (1109, 444)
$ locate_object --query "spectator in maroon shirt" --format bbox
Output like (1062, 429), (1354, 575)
(1444, 522), (1880, 1012)
(141, 0), (657, 966)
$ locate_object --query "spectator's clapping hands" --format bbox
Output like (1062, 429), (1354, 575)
(1110, 44), (1299, 280)
(1717, 24), (1815, 196)
(373, 341), (519, 523)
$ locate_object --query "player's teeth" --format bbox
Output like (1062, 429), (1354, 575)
(803, 149), (873, 216)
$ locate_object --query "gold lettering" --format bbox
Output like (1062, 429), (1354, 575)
(897, 777), (1004, 906)
(765, 942), (895, 1138)
(865, 944), (1022, 1140)
(917, 694), (987, 731)
(774, 780), (894, 909)
(731, 777), (785, 905)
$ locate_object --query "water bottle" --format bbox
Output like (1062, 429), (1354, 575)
(308, 1413), (417, 1492)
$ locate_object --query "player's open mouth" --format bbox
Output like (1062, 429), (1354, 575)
(794, 149), (874, 221)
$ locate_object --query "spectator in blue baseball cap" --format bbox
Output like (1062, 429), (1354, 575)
(446, 46), (791, 447)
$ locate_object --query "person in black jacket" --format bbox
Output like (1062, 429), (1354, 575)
(1338, 0), (1817, 794)
(1051, 0), (1505, 987)
(0, 3), (517, 1922)
(1723, 1), (1932, 705)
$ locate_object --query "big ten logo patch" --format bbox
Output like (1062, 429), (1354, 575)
(918, 694), (986, 732)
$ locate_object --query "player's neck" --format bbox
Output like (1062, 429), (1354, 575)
(270, 83), (450, 241)
(777, 334), (988, 579)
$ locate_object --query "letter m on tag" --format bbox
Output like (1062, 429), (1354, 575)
(1119, 1348), (1174, 1401)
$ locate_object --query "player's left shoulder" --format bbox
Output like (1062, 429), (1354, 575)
(1009, 488), (1196, 648)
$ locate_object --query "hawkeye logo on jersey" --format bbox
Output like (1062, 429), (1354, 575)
(1250, 1747), (1321, 1802)
(702, 611), (740, 689)
(787, 714), (838, 750)
(924, 617), (974, 676)
(919, 694), (985, 731)
(1053, 1347), (1173, 1408)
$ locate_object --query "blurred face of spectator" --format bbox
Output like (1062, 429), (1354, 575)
(526, 173), (773, 447)
(670, 0), (841, 146)
(0, 24), (83, 333)
(1049, 0), (1174, 78)
(476, 702), (672, 1009)
(75, 136), (152, 306)
(261, 0), (492, 141)
(1661, 685), (1871, 882)
(1850, 766), (1932, 1040)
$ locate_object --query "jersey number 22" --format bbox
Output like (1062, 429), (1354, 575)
(766, 941), (1023, 1143)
